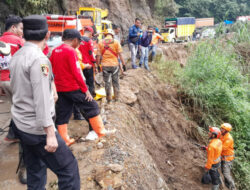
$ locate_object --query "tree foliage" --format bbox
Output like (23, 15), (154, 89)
(176, 0), (250, 23)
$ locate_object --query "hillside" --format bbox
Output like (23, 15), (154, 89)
(0, 66), (213, 190)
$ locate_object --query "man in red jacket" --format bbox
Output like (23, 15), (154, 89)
(50, 29), (113, 145)
(0, 15), (24, 141)
(0, 15), (24, 101)
(78, 26), (96, 96)
(0, 15), (27, 184)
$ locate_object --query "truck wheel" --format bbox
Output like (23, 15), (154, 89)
(171, 39), (176, 43)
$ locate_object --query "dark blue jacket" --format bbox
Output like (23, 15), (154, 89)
(128, 25), (142, 45)
(140, 31), (152, 47)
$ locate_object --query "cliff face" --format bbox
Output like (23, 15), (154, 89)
(0, 0), (177, 34)
(65, 0), (156, 31)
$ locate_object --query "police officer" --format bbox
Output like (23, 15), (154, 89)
(10, 15), (80, 190)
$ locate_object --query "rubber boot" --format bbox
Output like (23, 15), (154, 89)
(89, 115), (106, 138)
(89, 115), (116, 138)
(57, 124), (75, 146)
(114, 88), (119, 102)
(212, 184), (220, 190)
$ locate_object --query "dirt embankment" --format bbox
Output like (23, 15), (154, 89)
(1, 67), (211, 190)
(67, 69), (210, 189)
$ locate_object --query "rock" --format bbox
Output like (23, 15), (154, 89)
(108, 164), (124, 173)
(156, 177), (164, 189)
(100, 139), (107, 144)
(119, 87), (137, 105)
(97, 142), (104, 149)
(95, 172), (123, 189)
(107, 185), (114, 190)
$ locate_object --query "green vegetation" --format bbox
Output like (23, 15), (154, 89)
(175, 0), (250, 23)
(153, 22), (250, 188)
(4, 0), (64, 17)
(178, 24), (250, 189)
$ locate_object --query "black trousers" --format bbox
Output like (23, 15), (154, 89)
(83, 68), (95, 96)
(209, 162), (221, 185)
(55, 90), (100, 126)
(13, 124), (80, 190)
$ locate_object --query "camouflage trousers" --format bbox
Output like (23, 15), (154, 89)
(221, 161), (236, 190)
(102, 66), (120, 102)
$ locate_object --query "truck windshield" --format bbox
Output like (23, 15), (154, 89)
(161, 29), (169, 33)
(80, 11), (94, 18)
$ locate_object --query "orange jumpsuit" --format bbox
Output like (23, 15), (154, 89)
(220, 133), (234, 161)
(205, 139), (222, 170)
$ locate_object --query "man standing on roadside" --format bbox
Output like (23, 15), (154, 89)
(139, 26), (153, 71)
(220, 123), (236, 190)
(128, 18), (142, 69)
(149, 27), (163, 62)
(0, 15), (24, 142)
(0, 15), (27, 184)
(10, 15), (80, 190)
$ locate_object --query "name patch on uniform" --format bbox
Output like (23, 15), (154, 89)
(41, 64), (49, 76)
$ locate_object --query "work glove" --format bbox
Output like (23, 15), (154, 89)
(200, 146), (207, 151)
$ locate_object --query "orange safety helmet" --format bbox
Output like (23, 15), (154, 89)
(209, 127), (221, 138)
(221, 123), (232, 132)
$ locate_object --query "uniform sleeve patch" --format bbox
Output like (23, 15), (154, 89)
(41, 64), (49, 76)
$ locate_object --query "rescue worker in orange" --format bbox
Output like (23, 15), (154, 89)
(220, 123), (236, 190)
(202, 127), (222, 190)
(97, 29), (125, 103)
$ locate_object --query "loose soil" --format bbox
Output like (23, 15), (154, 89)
(0, 44), (222, 190)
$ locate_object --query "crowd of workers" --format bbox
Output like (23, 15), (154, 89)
(0, 14), (236, 190)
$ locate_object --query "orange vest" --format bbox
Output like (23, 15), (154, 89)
(220, 133), (234, 161)
(205, 139), (222, 170)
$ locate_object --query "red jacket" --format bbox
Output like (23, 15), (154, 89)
(0, 32), (24, 81)
(78, 36), (96, 66)
(50, 44), (88, 93)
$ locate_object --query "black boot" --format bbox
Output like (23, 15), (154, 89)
(18, 166), (27, 184)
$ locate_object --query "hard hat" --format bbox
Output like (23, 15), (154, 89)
(0, 41), (11, 56)
(105, 29), (115, 36)
(221, 123), (232, 132)
(209, 127), (221, 138)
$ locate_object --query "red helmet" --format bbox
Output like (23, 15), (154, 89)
(84, 26), (94, 34)
(221, 123), (232, 132)
(209, 127), (221, 138)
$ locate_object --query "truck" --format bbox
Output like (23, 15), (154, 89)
(195, 18), (214, 28)
(45, 15), (96, 48)
(76, 7), (112, 39)
(162, 17), (195, 43)
(194, 18), (215, 40)
(236, 16), (250, 22)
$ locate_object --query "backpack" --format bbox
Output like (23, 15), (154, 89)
(201, 172), (212, 184)
(0, 41), (11, 71)
(101, 39), (118, 57)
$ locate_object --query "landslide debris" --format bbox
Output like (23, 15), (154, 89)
(0, 65), (211, 190)
(67, 69), (211, 190)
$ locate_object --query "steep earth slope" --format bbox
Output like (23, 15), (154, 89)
(1, 68), (212, 190)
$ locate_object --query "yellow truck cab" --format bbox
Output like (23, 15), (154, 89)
(101, 20), (113, 36)
(164, 17), (195, 42)
(77, 7), (109, 39)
